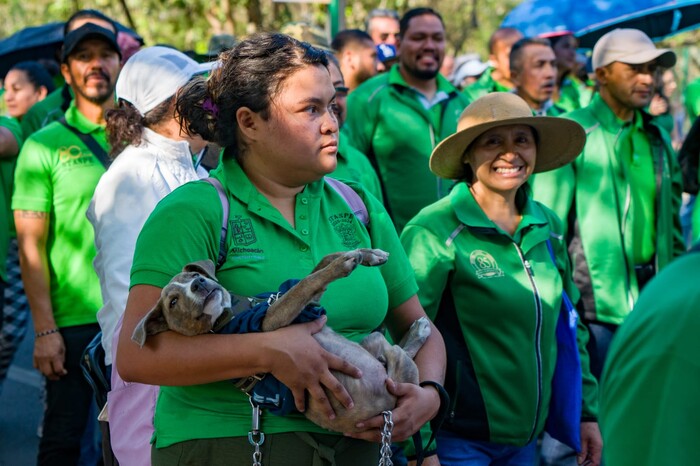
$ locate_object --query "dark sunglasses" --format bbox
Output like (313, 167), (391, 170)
(335, 86), (350, 96)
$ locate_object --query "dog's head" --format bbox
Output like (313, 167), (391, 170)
(131, 260), (233, 347)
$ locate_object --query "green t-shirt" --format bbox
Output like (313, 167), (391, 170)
(12, 101), (106, 327)
(334, 130), (384, 203)
(601, 250), (700, 466)
(130, 157), (418, 448)
(0, 116), (24, 281)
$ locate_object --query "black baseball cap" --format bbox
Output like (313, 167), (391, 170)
(62, 23), (121, 63)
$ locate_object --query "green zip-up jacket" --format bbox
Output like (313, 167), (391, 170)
(401, 183), (598, 445)
(345, 64), (469, 232)
(462, 67), (513, 102)
(532, 94), (685, 325)
(555, 76), (592, 113)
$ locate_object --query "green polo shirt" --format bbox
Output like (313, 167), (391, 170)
(12, 101), (106, 327)
(462, 67), (512, 102)
(401, 183), (597, 445)
(601, 250), (700, 465)
(0, 116), (23, 282)
(130, 157), (418, 448)
(334, 130), (384, 202)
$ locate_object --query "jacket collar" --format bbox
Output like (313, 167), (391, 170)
(451, 182), (548, 236)
(589, 93), (644, 133)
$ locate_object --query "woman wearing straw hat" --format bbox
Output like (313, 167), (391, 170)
(400, 92), (602, 466)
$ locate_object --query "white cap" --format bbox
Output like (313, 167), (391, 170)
(452, 59), (489, 87)
(116, 46), (216, 115)
(591, 28), (676, 70)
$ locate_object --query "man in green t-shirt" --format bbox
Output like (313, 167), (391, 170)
(20, 9), (121, 139)
(12, 23), (121, 465)
(345, 7), (469, 232)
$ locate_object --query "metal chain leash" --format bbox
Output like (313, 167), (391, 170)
(378, 410), (394, 466)
(248, 399), (265, 466)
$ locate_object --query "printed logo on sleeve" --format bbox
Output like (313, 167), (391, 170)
(470, 250), (504, 279)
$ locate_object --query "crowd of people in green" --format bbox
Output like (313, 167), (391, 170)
(1, 5), (699, 466)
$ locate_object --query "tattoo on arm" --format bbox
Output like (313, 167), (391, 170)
(17, 210), (48, 219)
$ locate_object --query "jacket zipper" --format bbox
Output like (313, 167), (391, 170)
(513, 242), (543, 443)
(429, 123), (446, 199)
(614, 126), (636, 311)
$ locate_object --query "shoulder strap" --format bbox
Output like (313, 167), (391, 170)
(58, 116), (111, 169)
(203, 177), (229, 269)
(325, 177), (369, 226)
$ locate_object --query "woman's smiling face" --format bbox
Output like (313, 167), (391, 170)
(466, 124), (537, 195)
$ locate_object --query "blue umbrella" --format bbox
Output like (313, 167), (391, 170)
(0, 21), (143, 78)
(576, 0), (700, 47)
(501, 0), (700, 47)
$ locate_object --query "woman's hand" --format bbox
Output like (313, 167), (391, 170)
(264, 316), (362, 420)
(578, 421), (603, 466)
(343, 378), (440, 443)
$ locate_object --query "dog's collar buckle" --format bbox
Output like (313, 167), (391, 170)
(234, 373), (267, 395)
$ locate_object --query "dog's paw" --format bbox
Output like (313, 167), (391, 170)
(356, 248), (389, 267)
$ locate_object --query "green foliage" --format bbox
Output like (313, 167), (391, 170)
(1, 0), (520, 58)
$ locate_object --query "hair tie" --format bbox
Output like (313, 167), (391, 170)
(203, 98), (219, 119)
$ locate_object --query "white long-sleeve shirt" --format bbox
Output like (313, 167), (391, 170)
(87, 128), (209, 365)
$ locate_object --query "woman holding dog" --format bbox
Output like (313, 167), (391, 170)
(400, 93), (602, 466)
(117, 33), (445, 465)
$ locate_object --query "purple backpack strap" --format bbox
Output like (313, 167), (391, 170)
(203, 177), (229, 268)
(325, 177), (369, 226)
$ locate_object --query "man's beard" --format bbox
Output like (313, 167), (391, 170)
(402, 62), (440, 81)
(72, 71), (114, 105)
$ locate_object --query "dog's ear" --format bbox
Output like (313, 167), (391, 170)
(131, 302), (170, 347)
(183, 260), (217, 280)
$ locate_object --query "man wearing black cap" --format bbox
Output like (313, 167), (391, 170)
(20, 9), (122, 138)
(12, 23), (120, 466)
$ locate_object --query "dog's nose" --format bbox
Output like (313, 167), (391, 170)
(191, 277), (208, 293)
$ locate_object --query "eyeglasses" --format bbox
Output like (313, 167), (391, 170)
(334, 86), (349, 97)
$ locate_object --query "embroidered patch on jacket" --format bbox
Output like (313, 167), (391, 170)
(230, 216), (256, 246)
(329, 213), (360, 248)
(470, 250), (504, 279)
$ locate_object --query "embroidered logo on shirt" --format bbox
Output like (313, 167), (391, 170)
(470, 250), (504, 279)
(329, 213), (360, 248)
(230, 216), (256, 246)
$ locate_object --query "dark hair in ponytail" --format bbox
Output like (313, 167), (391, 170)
(176, 32), (328, 160)
(105, 96), (175, 158)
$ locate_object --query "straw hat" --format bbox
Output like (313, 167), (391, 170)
(430, 93), (586, 179)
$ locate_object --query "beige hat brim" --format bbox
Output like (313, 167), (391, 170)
(597, 48), (676, 69)
(429, 115), (586, 179)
